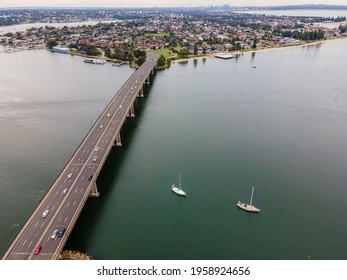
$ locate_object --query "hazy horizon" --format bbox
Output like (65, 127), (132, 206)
(0, 0), (347, 8)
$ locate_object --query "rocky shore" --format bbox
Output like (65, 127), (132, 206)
(59, 250), (94, 260)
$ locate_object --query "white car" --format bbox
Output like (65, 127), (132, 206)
(94, 147), (99, 152)
(42, 210), (49, 218)
(99, 125), (103, 128)
(62, 189), (68, 195)
(107, 113), (111, 117)
(51, 229), (58, 239)
(67, 173), (72, 179)
(93, 156), (98, 162)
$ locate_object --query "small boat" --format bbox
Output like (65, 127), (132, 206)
(214, 52), (235, 59)
(172, 174), (186, 197)
(237, 186), (260, 213)
(112, 62), (126, 67)
(84, 58), (106, 64)
(252, 65), (257, 68)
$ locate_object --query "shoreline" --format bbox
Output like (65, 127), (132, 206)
(171, 37), (347, 63)
(2, 36), (346, 66)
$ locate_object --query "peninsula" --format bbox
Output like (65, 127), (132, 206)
(1, 6), (346, 68)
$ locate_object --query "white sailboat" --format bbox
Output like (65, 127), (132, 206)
(172, 174), (186, 197)
(237, 186), (260, 213)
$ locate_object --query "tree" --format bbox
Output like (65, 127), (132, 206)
(133, 49), (146, 58)
(178, 48), (191, 57)
(252, 38), (257, 49)
(339, 24), (347, 33)
(194, 45), (198, 55)
(136, 56), (146, 66)
(157, 55), (166, 67)
(68, 43), (79, 49)
(104, 48), (111, 58)
(46, 39), (57, 49)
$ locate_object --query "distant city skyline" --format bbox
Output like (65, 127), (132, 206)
(0, 0), (346, 8)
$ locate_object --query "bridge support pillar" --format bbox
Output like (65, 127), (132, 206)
(114, 132), (122, 147)
(139, 87), (144, 98)
(128, 103), (135, 117)
(89, 181), (100, 197)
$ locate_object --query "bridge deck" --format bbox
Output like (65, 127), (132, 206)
(2, 53), (157, 260)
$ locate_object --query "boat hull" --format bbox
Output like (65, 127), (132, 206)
(172, 185), (186, 197)
(84, 59), (106, 64)
(237, 201), (260, 212)
(214, 52), (235, 59)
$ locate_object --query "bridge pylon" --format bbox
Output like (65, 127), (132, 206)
(128, 103), (135, 117)
(114, 132), (122, 147)
(89, 181), (100, 197)
(138, 87), (144, 98)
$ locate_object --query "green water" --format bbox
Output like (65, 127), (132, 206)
(1, 40), (347, 259)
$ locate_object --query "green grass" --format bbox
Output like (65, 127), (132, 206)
(147, 48), (177, 59)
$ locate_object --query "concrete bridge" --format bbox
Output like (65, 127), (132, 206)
(2, 53), (157, 260)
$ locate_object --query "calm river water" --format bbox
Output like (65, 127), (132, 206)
(1, 39), (347, 260)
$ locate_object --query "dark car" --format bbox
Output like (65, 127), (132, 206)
(34, 245), (42, 255)
(88, 174), (93, 181)
(57, 227), (66, 237)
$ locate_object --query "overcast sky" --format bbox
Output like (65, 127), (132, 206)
(0, 0), (346, 8)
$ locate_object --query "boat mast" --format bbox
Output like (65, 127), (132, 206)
(250, 187), (254, 205)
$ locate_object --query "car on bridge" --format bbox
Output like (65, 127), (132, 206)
(58, 227), (66, 237)
(51, 229), (58, 239)
(34, 245), (41, 255)
(88, 174), (93, 181)
(93, 156), (98, 162)
(62, 189), (68, 195)
(67, 173), (72, 179)
(42, 210), (49, 218)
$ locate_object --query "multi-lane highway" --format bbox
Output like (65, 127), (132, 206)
(2, 53), (157, 260)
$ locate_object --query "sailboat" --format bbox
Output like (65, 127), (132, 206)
(172, 174), (186, 197)
(237, 186), (260, 212)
